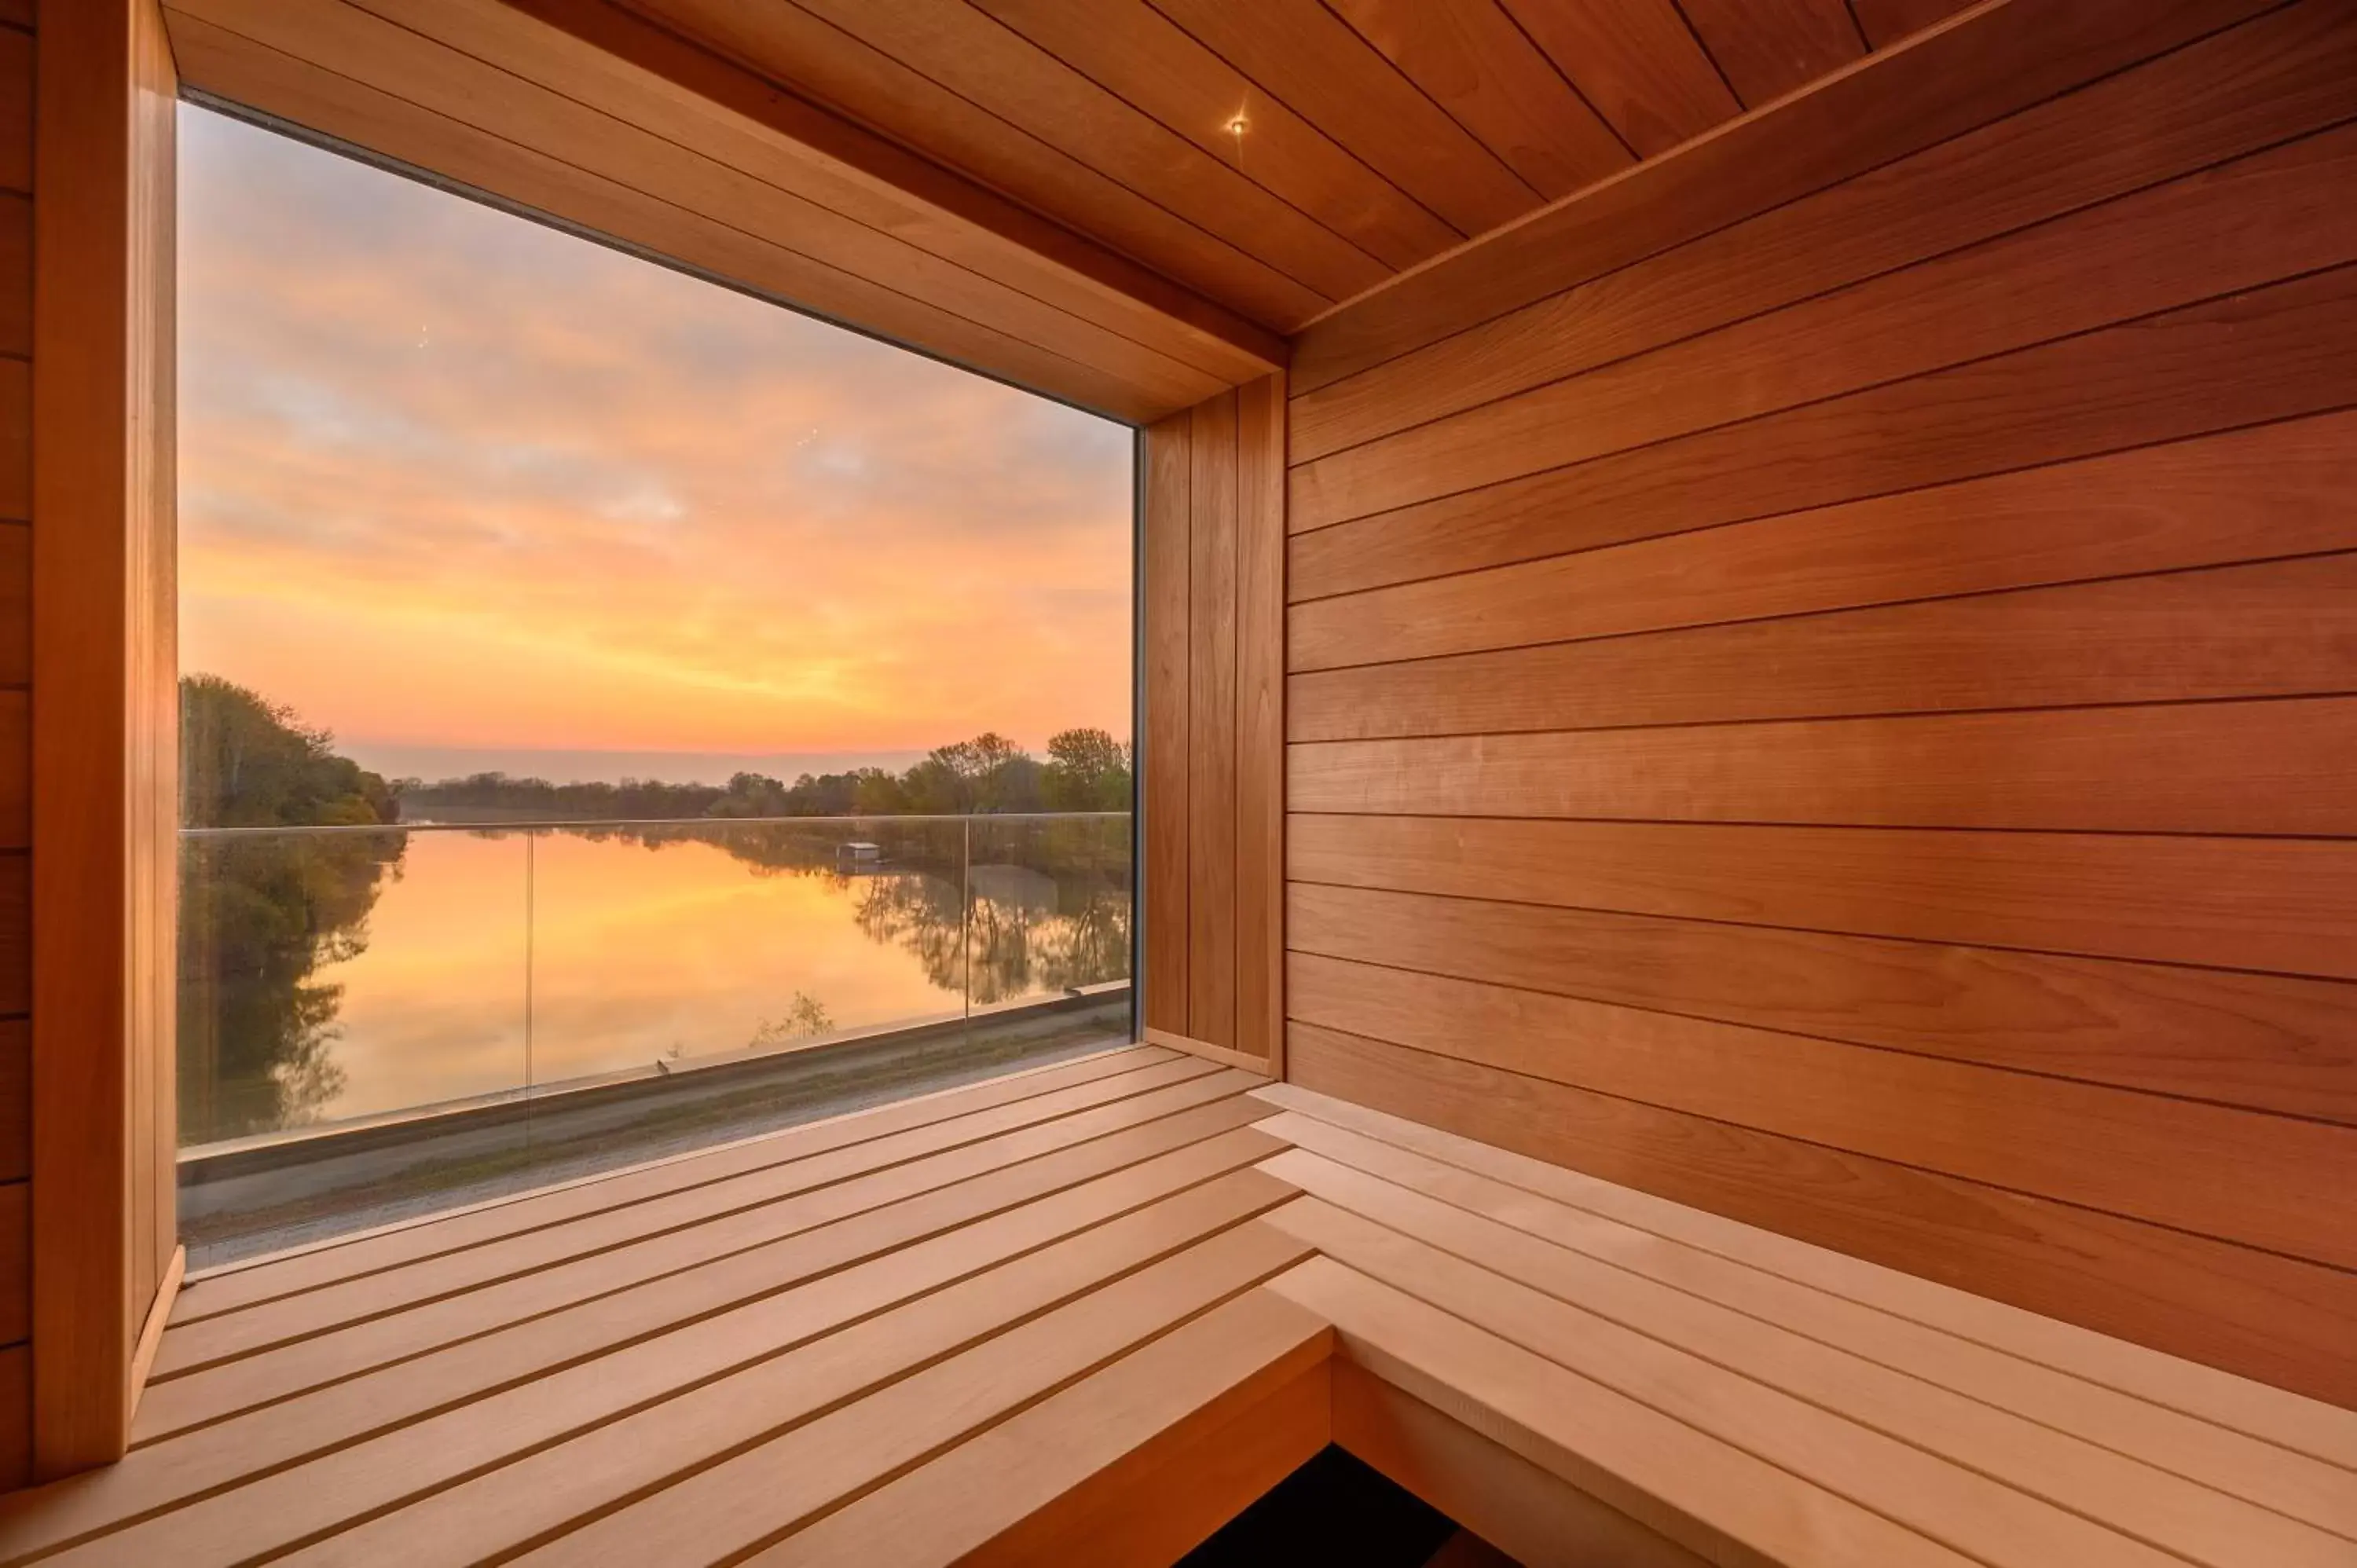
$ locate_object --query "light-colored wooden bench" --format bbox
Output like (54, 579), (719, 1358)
(0, 1050), (2346, 1566)
(1252, 1083), (2357, 1568)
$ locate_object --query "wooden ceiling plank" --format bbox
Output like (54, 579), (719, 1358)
(1677, 0), (1868, 108)
(623, 0), (1329, 332)
(1325, 0), (1635, 200)
(969, 0), (1461, 271)
(497, 0), (1283, 384)
(1289, 0), (2289, 395)
(765, 0), (1391, 306)
(1146, 0), (1542, 240)
(1495, 0), (1742, 157)
(161, 6), (1179, 423)
(1852, 0), (1983, 49)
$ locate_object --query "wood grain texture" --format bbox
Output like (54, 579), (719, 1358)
(968, 0), (1458, 273)
(1286, 954), (2357, 1267)
(1850, 0), (1979, 49)
(625, 0), (1329, 331)
(1290, 0), (2285, 392)
(1290, 812), (2357, 980)
(1270, 1253), (1978, 1568)
(31, 0), (181, 1478)
(768, 0), (1389, 306)
(1277, 7), (2357, 1408)
(1288, 697), (2357, 836)
(1287, 1026), (2357, 1409)
(1292, 421), (2357, 675)
(1323, 0), (1633, 200)
(1334, 1361), (1710, 1568)
(0, 1066), (1301, 1566)
(1293, 121), (2357, 530)
(1291, 552), (2357, 738)
(1290, 0), (2357, 464)
(1272, 1105), (2357, 1537)
(0, 524), (24, 686)
(1258, 1081), (2357, 1468)
(1232, 374), (1285, 1068)
(1186, 390), (1239, 1049)
(0, 28), (25, 198)
(1277, 1188), (2350, 1568)
(750, 1291), (1332, 1568)
(1146, 0), (1540, 240)
(1293, 262), (2357, 599)
(1495, 0), (1737, 156)
(0, 193), (27, 358)
(1287, 884), (2357, 1123)
(1677, 0), (1864, 108)
(0, 1020), (25, 1184)
(1141, 415), (1190, 1035)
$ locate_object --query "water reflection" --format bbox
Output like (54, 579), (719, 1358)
(178, 815), (1132, 1146)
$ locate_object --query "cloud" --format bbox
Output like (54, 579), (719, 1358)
(178, 107), (1135, 764)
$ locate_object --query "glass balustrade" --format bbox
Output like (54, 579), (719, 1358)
(176, 812), (1135, 1264)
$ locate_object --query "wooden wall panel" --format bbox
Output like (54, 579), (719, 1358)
(1185, 392), (1238, 1050)
(0, 1), (23, 1496)
(1281, 2), (2357, 1406)
(31, 0), (183, 1478)
(1140, 415), (1191, 1039)
(1142, 377), (1284, 1068)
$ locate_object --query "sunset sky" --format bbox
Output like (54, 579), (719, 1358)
(178, 107), (1135, 784)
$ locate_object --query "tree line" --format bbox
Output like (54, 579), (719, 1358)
(180, 675), (1133, 829)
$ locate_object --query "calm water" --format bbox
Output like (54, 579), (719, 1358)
(178, 817), (1133, 1146)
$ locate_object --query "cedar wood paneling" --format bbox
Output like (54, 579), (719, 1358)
(0, 3), (27, 1490)
(29, 0), (182, 1476)
(1281, 0), (2357, 1405)
(1144, 377), (1284, 1067)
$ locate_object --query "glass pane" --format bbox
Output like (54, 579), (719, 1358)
(177, 825), (530, 1264)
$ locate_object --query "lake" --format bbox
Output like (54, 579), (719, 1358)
(177, 815), (1134, 1147)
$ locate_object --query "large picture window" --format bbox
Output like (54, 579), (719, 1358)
(175, 108), (1136, 1262)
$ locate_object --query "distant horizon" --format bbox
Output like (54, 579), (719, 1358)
(340, 742), (936, 789)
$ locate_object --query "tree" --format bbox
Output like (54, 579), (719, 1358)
(176, 676), (404, 1140)
(1042, 728), (1132, 811)
(181, 675), (397, 828)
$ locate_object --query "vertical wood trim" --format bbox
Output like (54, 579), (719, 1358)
(30, 0), (179, 1477)
(1141, 414), (1192, 1038)
(1233, 372), (1285, 1071)
(1186, 390), (1239, 1049)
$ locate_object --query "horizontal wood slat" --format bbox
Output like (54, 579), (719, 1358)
(1290, 812), (2357, 981)
(1288, 697), (2357, 836)
(1292, 553), (2357, 739)
(1291, 416), (2357, 677)
(1285, 1026), (2357, 1409)
(1271, 1109), (2357, 1539)
(1287, 884), (2357, 1123)
(1332, 1360), (1710, 1568)
(1292, 117), (2357, 530)
(1289, 0), (2357, 462)
(1292, 263), (2357, 600)
(1275, 1187), (2351, 1568)
(1257, 1082), (2357, 1465)
(1285, 954), (2357, 1266)
(1270, 1251), (1981, 1566)
(747, 1288), (1332, 1568)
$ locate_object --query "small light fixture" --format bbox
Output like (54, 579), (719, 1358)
(1224, 108), (1249, 144)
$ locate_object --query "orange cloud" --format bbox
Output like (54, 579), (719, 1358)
(178, 108), (1135, 770)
